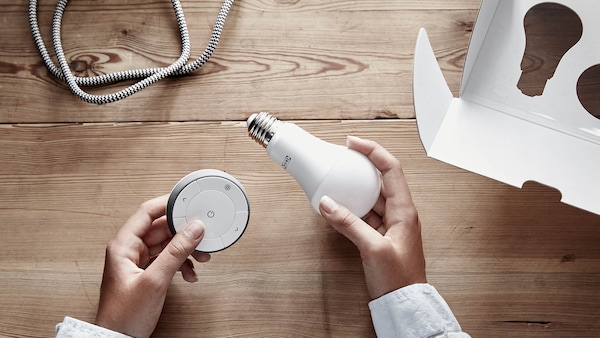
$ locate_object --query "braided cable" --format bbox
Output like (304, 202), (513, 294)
(28, 0), (234, 104)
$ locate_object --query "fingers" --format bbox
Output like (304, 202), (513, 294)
(177, 251), (211, 283)
(192, 251), (212, 263)
(347, 136), (414, 208)
(148, 239), (212, 264)
(117, 195), (170, 240)
(369, 194), (386, 219)
(346, 136), (396, 175)
(145, 220), (205, 283)
(179, 259), (198, 283)
(346, 136), (420, 242)
(142, 215), (173, 248)
(362, 210), (385, 235)
(319, 195), (382, 252)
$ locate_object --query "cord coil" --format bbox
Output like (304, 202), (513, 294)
(28, 0), (234, 104)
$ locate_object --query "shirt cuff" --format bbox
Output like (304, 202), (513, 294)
(55, 317), (131, 338)
(368, 283), (463, 338)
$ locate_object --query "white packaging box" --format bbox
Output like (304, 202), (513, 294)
(413, 0), (600, 215)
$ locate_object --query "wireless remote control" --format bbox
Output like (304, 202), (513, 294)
(167, 169), (250, 253)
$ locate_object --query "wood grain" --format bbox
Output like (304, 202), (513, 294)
(1, 0), (600, 337)
(1, 0), (477, 122)
(0, 121), (599, 337)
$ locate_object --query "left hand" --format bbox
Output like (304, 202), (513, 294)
(95, 195), (211, 338)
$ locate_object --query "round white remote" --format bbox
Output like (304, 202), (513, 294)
(167, 169), (250, 253)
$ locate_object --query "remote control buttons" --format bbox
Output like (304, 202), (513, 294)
(188, 190), (235, 238)
(167, 170), (250, 253)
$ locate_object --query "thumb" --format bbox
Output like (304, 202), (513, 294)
(319, 196), (380, 252)
(146, 220), (205, 282)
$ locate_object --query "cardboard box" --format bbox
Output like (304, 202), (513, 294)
(413, 0), (600, 216)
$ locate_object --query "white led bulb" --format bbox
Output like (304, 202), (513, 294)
(247, 112), (381, 218)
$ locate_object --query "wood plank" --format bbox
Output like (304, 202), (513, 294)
(0, 121), (599, 337)
(2, 0), (600, 336)
(1, 0), (477, 122)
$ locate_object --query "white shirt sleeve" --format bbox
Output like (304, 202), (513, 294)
(368, 283), (471, 338)
(57, 284), (468, 338)
(55, 317), (131, 338)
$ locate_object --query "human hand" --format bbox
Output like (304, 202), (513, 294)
(95, 195), (211, 338)
(319, 136), (426, 300)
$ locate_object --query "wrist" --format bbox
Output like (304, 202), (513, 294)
(365, 269), (427, 300)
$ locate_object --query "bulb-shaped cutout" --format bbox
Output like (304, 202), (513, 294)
(517, 3), (582, 96)
(577, 64), (600, 119)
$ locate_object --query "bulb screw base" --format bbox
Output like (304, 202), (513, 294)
(247, 112), (282, 148)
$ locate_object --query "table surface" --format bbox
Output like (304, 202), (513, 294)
(1, 0), (599, 337)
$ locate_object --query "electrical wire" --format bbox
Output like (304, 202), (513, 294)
(28, 0), (234, 104)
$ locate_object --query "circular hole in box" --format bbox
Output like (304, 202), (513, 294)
(577, 64), (600, 119)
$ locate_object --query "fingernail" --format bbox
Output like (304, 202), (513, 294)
(320, 195), (339, 214)
(346, 135), (361, 145)
(184, 220), (204, 240)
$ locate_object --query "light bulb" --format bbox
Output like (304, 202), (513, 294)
(247, 112), (381, 218)
(517, 3), (582, 96)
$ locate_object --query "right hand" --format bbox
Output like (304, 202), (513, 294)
(319, 136), (426, 299)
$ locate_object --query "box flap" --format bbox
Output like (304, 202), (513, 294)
(413, 29), (453, 153)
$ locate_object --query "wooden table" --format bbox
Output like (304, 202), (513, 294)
(1, 0), (599, 336)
